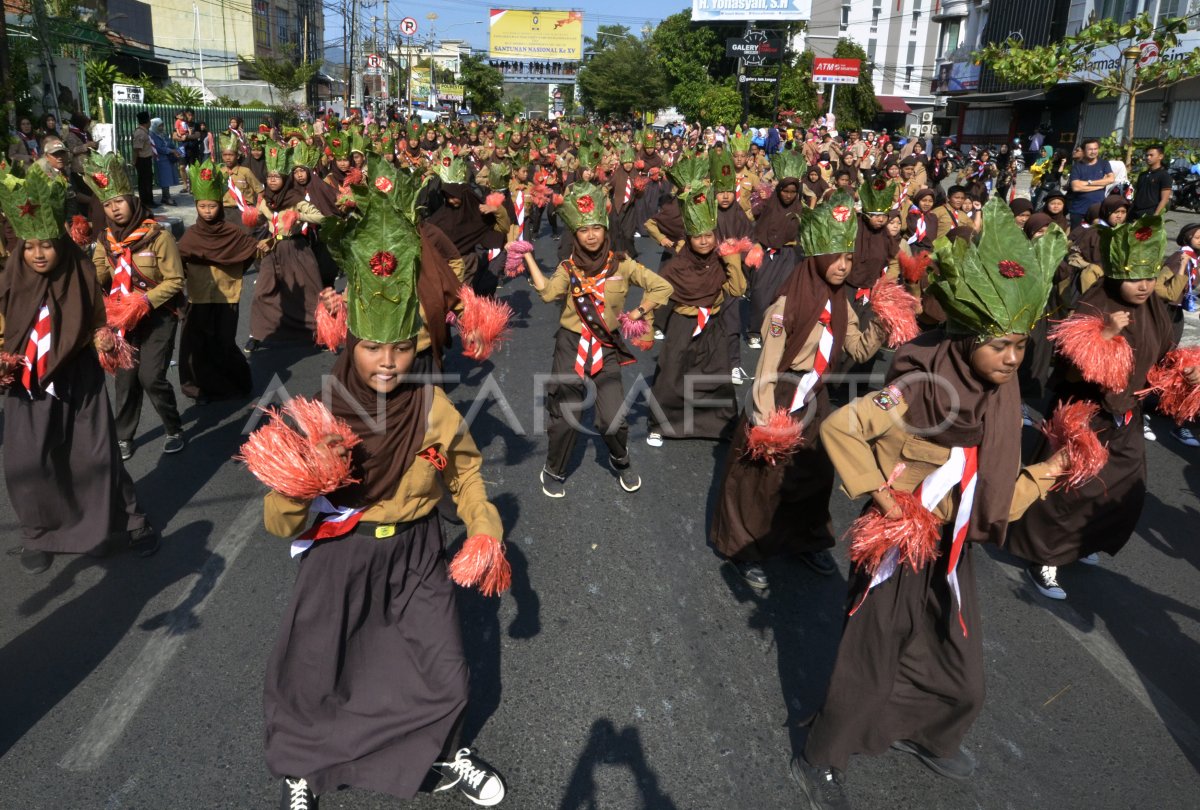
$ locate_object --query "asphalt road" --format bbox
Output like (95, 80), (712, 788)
(0, 197), (1198, 810)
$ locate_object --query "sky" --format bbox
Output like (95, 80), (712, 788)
(323, 0), (688, 60)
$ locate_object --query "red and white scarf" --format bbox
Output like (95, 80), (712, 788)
(21, 302), (52, 396)
(226, 175), (248, 212)
(622, 177), (632, 207)
(574, 275), (608, 377)
(908, 205), (927, 245)
(105, 219), (157, 336)
(692, 307), (711, 337)
(290, 495), (365, 558)
(513, 188), (526, 240)
(788, 299), (833, 412)
(1181, 246), (1197, 286)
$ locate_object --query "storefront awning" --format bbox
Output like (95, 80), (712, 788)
(876, 96), (912, 115)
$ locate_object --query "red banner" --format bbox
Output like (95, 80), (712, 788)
(812, 57), (861, 84)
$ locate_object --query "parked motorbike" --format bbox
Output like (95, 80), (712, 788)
(1170, 166), (1200, 213)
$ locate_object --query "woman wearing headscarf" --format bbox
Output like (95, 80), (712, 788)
(747, 151), (807, 349)
(244, 142), (326, 353)
(1030, 144), (1057, 208)
(801, 165), (830, 208)
(522, 182), (673, 499)
(0, 165), (157, 575)
(905, 188), (939, 253)
(259, 165), (509, 809)
(1010, 215), (1196, 601)
(1062, 193), (1127, 311)
(711, 149), (755, 384)
(1040, 188), (1070, 232)
(792, 200), (1071, 805)
(148, 118), (178, 206)
(1156, 222), (1200, 446)
(290, 140), (342, 287)
(712, 192), (889, 587)
(245, 136), (268, 186)
(426, 149), (510, 298)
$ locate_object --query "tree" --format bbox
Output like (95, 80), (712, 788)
(977, 12), (1200, 163)
(241, 46), (323, 105)
(585, 25), (633, 56)
(696, 80), (742, 127)
(649, 11), (740, 121)
(460, 55), (503, 114)
(577, 35), (668, 118)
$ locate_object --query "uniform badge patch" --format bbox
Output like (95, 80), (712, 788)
(768, 313), (784, 338)
(872, 384), (904, 411)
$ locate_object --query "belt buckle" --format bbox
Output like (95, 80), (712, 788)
(374, 524), (396, 540)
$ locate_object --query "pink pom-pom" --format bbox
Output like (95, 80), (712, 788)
(618, 311), (650, 340)
(503, 240), (534, 277)
(241, 207), (261, 227)
(744, 408), (804, 465)
(718, 237), (753, 257)
(845, 489), (942, 576)
(1138, 346), (1200, 424)
(68, 215), (93, 247)
(314, 289), (347, 352)
(276, 209), (299, 235)
(234, 397), (362, 500)
(104, 292), (151, 334)
(448, 534), (512, 596)
(869, 276), (919, 348)
(1048, 313), (1134, 393)
(445, 310), (458, 325)
(97, 328), (137, 374)
(0, 351), (27, 386)
(485, 192), (505, 207)
(745, 244), (764, 268)
(899, 250), (932, 285)
(456, 285), (513, 361)
(1041, 399), (1108, 491)
(751, 180), (774, 207)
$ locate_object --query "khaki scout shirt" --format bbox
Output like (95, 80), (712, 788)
(221, 166), (263, 208)
(539, 257), (674, 334)
(93, 226), (185, 309)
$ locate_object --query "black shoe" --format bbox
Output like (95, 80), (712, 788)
(20, 548), (52, 575)
(431, 748), (506, 806)
(118, 440), (134, 461)
(243, 337), (260, 355)
(799, 549), (838, 576)
(735, 560), (769, 590)
(540, 468), (566, 498)
(789, 756), (850, 810)
(280, 777), (318, 809)
(163, 433), (186, 454)
(129, 525), (160, 557)
(890, 739), (976, 780)
(609, 454), (641, 492)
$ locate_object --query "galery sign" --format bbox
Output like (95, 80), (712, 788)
(812, 57), (861, 84)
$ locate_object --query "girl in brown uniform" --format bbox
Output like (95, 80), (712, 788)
(1154, 222), (1200, 446)
(792, 199), (1071, 809)
(259, 166), (509, 810)
(711, 192), (887, 588)
(747, 152), (806, 349)
(522, 182), (673, 498)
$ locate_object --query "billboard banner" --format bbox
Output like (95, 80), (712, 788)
(693, 0), (811, 22)
(812, 57), (861, 85)
(440, 85), (465, 102)
(489, 9), (583, 60)
(410, 67), (432, 100)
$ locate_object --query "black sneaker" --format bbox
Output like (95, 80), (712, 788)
(609, 455), (641, 492)
(118, 440), (134, 461)
(243, 337), (261, 355)
(129, 525), (160, 557)
(540, 468), (566, 499)
(20, 548), (52, 575)
(735, 560), (769, 590)
(280, 777), (318, 809)
(163, 433), (186, 454)
(789, 755), (850, 810)
(890, 739), (976, 780)
(1026, 563), (1066, 600)
(430, 748), (506, 806)
(799, 549), (838, 577)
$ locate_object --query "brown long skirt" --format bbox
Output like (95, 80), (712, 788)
(805, 529), (984, 772)
(178, 302), (252, 400)
(649, 310), (737, 439)
(2, 350), (145, 553)
(249, 236), (322, 344)
(264, 514), (467, 797)
(709, 391), (835, 561)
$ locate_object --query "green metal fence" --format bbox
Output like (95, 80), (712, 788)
(110, 103), (280, 186)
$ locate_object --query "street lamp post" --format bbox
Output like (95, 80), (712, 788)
(1113, 44), (1142, 147)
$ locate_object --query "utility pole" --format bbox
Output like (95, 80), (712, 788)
(29, 0), (62, 129)
(383, 0), (390, 104)
(0, 8), (9, 129)
(342, 0), (350, 115)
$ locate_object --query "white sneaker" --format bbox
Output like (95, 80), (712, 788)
(1143, 414), (1157, 442)
(654, 329), (665, 340)
(1027, 564), (1067, 600)
(1078, 552), (1101, 566)
(431, 748), (506, 806)
(646, 432), (663, 447)
(1171, 426), (1200, 447)
(731, 366), (749, 385)
(747, 336), (763, 349)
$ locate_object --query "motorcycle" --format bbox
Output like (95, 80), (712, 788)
(1170, 166), (1200, 213)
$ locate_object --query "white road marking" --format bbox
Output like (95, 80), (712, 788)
(57, 499), (263, 772)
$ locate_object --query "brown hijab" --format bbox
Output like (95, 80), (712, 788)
(752, 180), (802, 251)
(417, 222), (465, 365)
(325, 335), (430, 508)
(651, 197), (685, 244)
(177, 205), (260, 267)
(570, 231), (619, 276)
(0, 239), (98, 387)
(295, 168), (340, 217)
(849, 212), (893, 288)
(774, 254), (849, 375)
(427, 182), (492, 256)
(886, 329), (1021, 546)
(716, 201), (752, 241)
(261, 175), (307, 211)
(108, 196), (157, 247)
(658, 242), (725, 307)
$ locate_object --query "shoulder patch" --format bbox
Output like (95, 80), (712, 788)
(768, 312), (784, 338)
(872, 384), (904, 411)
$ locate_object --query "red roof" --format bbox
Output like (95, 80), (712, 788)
(876, 96), (913, 115)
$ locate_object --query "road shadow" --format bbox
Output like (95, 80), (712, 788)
(557, 718), (678, 810)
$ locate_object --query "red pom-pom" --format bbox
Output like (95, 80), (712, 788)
(552, 193), (564, 207)
(456, 285), (513, 361)
(846, 489), (942, 576)
(0, 351), (27, 386)
(503, 240), (534, 277)
(631, 336), (655, 351)
(68, 215), (93, 247)
(314, 289), (347, 352)
(528, 183), (552, 208)
(632, 176), (649, 194)
(485, 192), (505, 207)
(618, 311), (650, 340)
(744, 408), (804, 465)
(96, 328), (137, 374)
(718, 237), (753, 257)
(634, 159), (645, 170)
(1041, 399), (1109, 491)
(241, 206), (261, 227)
(1138, 346), (1200, 424)
(869, 276), (919, 348)
(343, 167), (364, 186)
(276, 209), (299, 235)
(448, 534), (512, 596)
(898, 250), (932, 284)
(1048, 313), (1134, 393)
(104, 292), (151, 334)
(235, 397), (362, 500)
(745, 244), (764, 268)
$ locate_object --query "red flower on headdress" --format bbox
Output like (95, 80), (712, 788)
(832, 205), (852, 223)
(577, 195), (595, 214)
(331, 138), (343, 148)
(998, 260), (1025, 278)
(1135, 226), (1154, 242)
(873, 179), (887, 191)
(92, 172), (109, 188)
(442, 156), (453, 167)
(721, 165), (732, 177)
(375, 176), (394, 193)
(258, 124), (269, 133)
(369, 251), (397, 277)
(693, 193), (707, 205)
(199, 168), (213, 181)
(269, 148), (278, 158)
